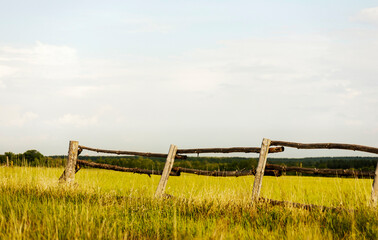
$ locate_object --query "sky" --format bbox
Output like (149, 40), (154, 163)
(0, 0), (377, 157)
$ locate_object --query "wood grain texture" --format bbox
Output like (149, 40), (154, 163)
(59, 141), (79, 183)
(252, 138), (271, 202)
(155, 144), (178, 198)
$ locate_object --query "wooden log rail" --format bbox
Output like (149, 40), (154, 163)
(177, 146), (284, 154)
(78, 145), (284, 159)
(266, 164), (375, 178)
(270, 141), (378, 154)
(78, 145), (188, 159)
(77, 159), (180, 176)
(172, 167), (281, 177)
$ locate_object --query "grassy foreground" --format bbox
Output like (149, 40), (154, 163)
(0, 167), (377, 239)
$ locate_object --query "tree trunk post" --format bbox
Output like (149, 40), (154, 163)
(371, 161), (378, 207)
(155, 144), (178, 198)
(252, 138), (271, 203)
(59, 140), (79, 183)
(6, 156), (9, 167)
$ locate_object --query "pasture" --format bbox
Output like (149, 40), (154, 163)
(0, 166), (377, 239)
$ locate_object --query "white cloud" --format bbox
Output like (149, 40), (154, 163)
(55, 114), (99, 128)
(0, 105), (38, 127)
(0, 65), (17, 89)
(341, 88), (361, 99)
(353, 7), (378, 25)
(48, 105), (124, 128)
(0, 65), (16, 77)
(0, 42), (79, 86)
(32, 41), (78, 66)
(168, 35), (333, 91)
(59, 85), (102, 98)
(345, 120), (363, 127)
(0, 42), (78, 66)
(123, 18), (172, 33)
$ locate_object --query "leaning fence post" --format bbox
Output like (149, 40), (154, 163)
(59, 140), (79, 183)
(6, 156), (9, 167)
(252, 138), (271, 203)
(155, 144), (178, 198)
(371, 161), (378, 207)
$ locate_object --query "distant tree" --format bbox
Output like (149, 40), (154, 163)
(23, 150), (44, 165)
(4, 152), (15, 160)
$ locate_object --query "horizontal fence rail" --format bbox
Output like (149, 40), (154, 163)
(77, 159), (180, 176)
(266, 164), (375, 178)
(270, 141), (378, 154)
(171, 167), (280, 177)
(177, 146), (284, 154)
(79, 145), (285, 157)
(78, 145), (188, 159)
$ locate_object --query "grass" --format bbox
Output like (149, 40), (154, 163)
(0, 166), (377, 239)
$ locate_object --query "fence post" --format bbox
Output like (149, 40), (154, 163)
(155, 144), (178, 198)
(6, 156), (9, 167)
(252, 138), (271, 203)
(371, 161), (378, 207)
(59, 140), (79, 183)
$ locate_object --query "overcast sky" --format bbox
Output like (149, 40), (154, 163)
(0, 0), (377, 157)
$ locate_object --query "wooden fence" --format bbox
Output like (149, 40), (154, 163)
(59, 139), (378, 208)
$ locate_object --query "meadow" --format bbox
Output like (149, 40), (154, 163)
(0, 166), (377, 239)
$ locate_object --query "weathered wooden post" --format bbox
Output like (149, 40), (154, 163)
(6, 156), (9, 167)
(252, 138), (271, 203)
(155, 144), (178, 198)
(371, 161), (378, 207)
(59, 140), (79, 183)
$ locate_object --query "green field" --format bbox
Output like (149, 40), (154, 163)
(0, 167), (377, 239)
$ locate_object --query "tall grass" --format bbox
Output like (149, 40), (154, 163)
(0, 167), (377, 239)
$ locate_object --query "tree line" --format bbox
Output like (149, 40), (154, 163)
(1, 151), (377, 171)
(0, 150), (66, 167)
